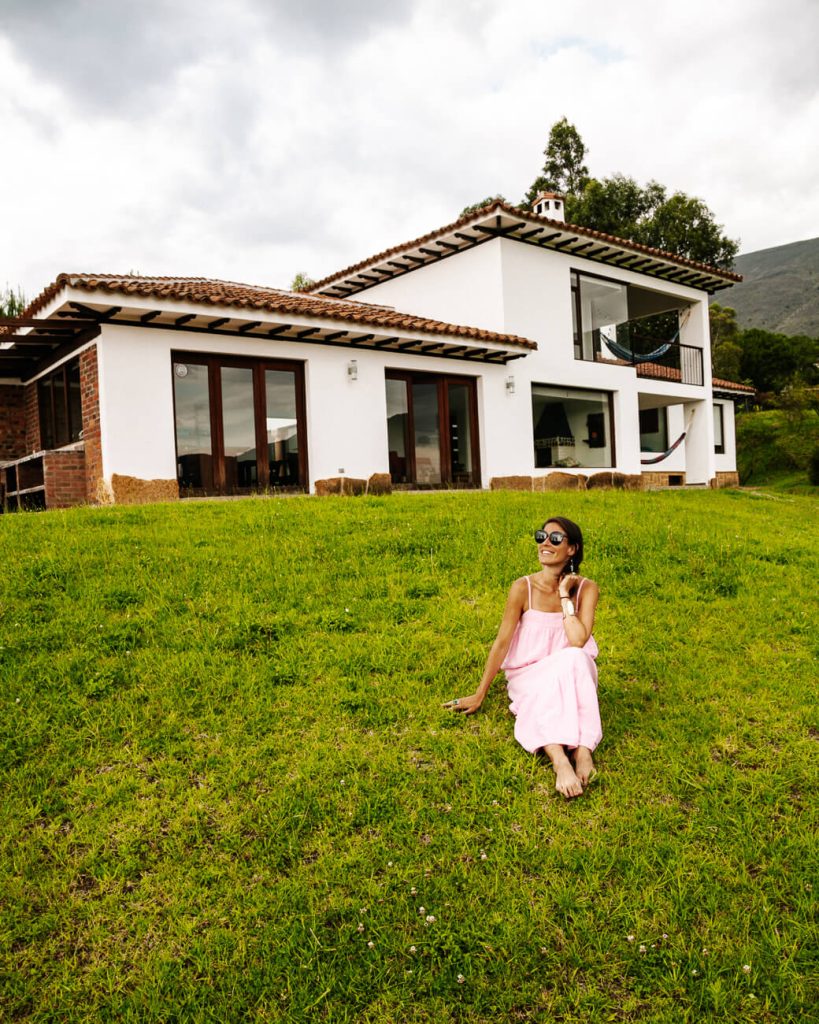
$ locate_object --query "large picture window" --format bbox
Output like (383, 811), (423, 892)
(38, 357), (83, 449)
(532, 384), (614, 469)
(173, 353), (306, 495)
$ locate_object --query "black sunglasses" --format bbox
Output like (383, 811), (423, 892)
(534, 529), (568, 545)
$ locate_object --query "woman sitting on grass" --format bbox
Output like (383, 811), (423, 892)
(445, 516), (601, 799)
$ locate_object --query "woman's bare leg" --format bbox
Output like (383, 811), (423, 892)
(544, 744), (583, 798)
(572, 746), (595, 787)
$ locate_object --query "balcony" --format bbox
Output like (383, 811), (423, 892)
(580, 322), (704, 387)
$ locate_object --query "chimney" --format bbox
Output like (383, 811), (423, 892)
(532, 191), (565, 222)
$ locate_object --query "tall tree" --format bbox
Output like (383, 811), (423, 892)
(708, 303), (743, 381)
(289, 272), (315, 293)
(522, 121), (739, 269)
(1, 285), (26, 317)
(459, 195), (507, 217)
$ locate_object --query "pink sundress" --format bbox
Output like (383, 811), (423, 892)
(501, 576), (602, 754)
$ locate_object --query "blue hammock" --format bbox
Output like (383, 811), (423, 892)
(603, 325), (679, 363)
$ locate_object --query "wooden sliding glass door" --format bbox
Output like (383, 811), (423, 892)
(386, 371), (480, 488)
(173, 353), (307, 495)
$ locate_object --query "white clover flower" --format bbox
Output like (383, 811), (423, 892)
(662, 933), (669, 940)
(410, 887), (418, 895)
(457, 974), (465, 984)
(359, 907), (368, 914)
(409, 946), (416, 953)
(691, 969), (699, 976)
(387, 861), (393, 867)
(627, 935), (635, 942)
(742, 964), (751, 973)
(639, 945), (647, 954)
(418, 907), (425, 915)
(367, 941), (375, 949)
(426, 915), (435, 923)
(357, 923), (364, 933)
(480, 852), (488, 861)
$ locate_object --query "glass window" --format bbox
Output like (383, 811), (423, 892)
(639, 406), (669, 453)
(447, 382), (474, 484)
(386, 378), (410, 484)
(265, 369), (299, 486)
(173, 362), (213, 491)
(412, 380), (442, 485)
(221, 366), (257, 489)
(532, 384), (614, 469)
(37, 356), (82, 450)
(713, 403), (725, 454)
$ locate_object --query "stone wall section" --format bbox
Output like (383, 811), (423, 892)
(80, 345), (103, 502)
(0, 385), (26, 460)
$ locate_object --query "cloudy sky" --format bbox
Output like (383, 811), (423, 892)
(2, 0), (817, 303)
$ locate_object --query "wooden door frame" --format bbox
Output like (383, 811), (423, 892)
(172, 351), (308, 494)
(385, 369), (481, 488)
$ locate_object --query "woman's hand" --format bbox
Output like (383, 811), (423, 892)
(443, 693), (483, 715)
(559, 572), (579, 598)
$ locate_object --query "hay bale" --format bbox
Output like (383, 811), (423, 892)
(110, 474), (179, 505)
(489, 476), (533, 491)
(622, 474), (646, 491)
(534, 472), (586, 491)
(367, 473), (392, 495)
(343, 477), (367, 496)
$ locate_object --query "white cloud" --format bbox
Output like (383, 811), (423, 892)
(1, 0), (817, 303)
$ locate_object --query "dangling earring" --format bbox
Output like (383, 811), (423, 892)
(568, 557), (575, 574)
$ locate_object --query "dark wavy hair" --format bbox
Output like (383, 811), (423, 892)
(542, 516), (584, 573)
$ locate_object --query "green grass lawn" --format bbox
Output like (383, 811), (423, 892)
(1, 490), (817, 1023)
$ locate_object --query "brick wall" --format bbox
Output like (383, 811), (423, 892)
(80, 345), (102, 502)
(24, 382), (40, 453)
(43, 449), (87, 508)
(0, 384), (26, 459)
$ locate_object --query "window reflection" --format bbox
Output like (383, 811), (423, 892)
(265, 370), (299, 486)
(412, 381), (441, 484)
(386, 378), (410, 483)
(221, 366), (256, 490)
(174, 363), (213, 491)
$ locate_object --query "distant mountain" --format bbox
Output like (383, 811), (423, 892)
(713, 237), (819, 337)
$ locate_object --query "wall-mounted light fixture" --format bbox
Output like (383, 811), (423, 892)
(347, 359), (358, 381)
(505, 375), (515, 395)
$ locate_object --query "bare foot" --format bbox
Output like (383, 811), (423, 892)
(573, 747), (595, 787)
(553, 761), (583, 798)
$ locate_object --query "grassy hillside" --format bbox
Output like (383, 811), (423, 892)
(736, 407), (819, 492)
(1, 492), (817, 1023)
(718, 237), (819, 336)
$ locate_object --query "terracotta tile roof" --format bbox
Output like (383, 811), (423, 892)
(23, 273), (537, 350)
(711, 375), (755, 394)
(308, 199), (742, 293)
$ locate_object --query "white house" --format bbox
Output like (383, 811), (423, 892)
(0, 198), (751, 509)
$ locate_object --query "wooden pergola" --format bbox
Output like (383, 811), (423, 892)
(0, 317), (101, 381)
